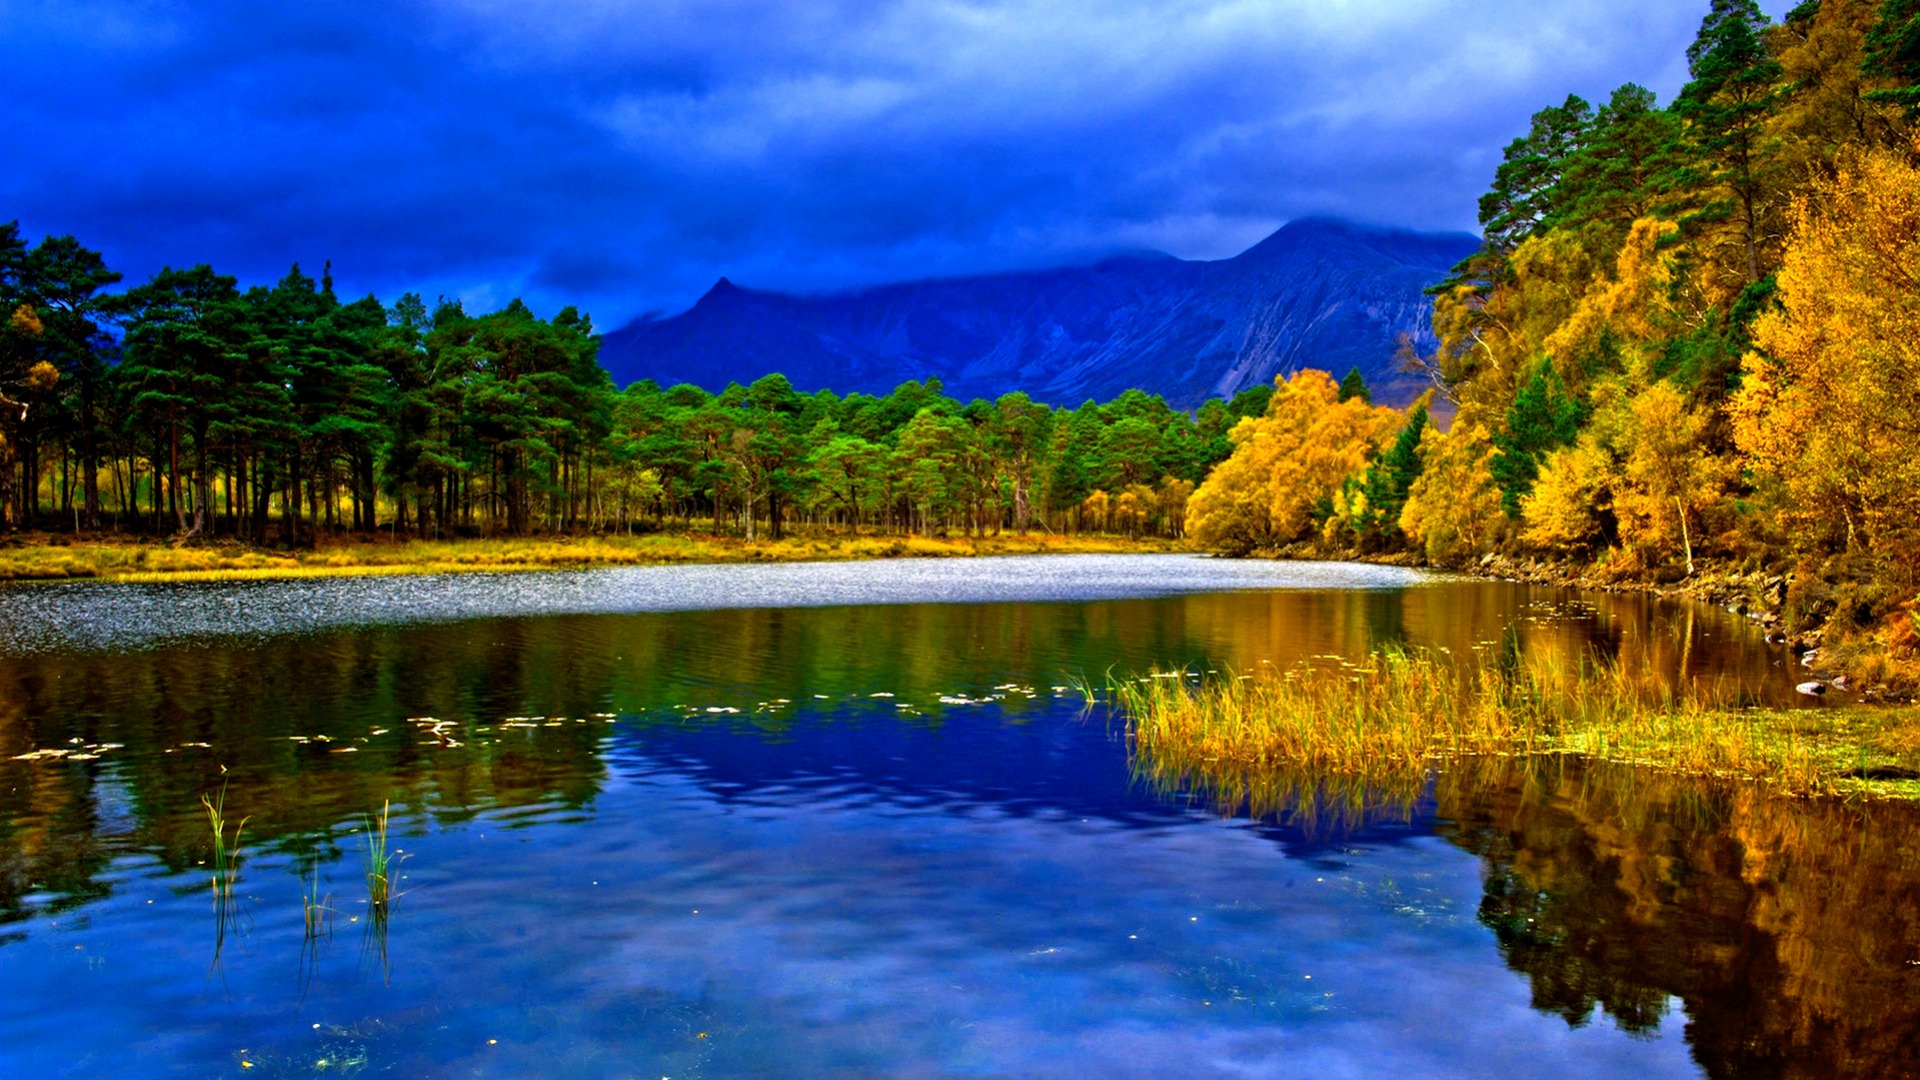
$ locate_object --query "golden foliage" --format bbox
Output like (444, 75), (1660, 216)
(1735, 139), (1920, 555)
(1184, 370), (1402, 553)
(9, 304), (41, 338)
(1768, 0), (1901, 176)
(1399, 419), (1503, 563)
(1541, 217), (1682, 367)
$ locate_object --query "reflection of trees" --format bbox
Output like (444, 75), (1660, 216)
(0, 580), (1795, 937)
(1437, 760), (1920, 1079)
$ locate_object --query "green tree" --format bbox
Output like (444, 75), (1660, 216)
(25, 235), (121, 528)
(1337, 366), (1372, 404)
(1669, 0), (1787, 284)
(1863, 0), (1920, 115)
(1479, 94), (1596, 250)
(1492, 362), (1587, 518)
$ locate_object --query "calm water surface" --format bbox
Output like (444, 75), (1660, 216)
(0, 554), (1914, 1078)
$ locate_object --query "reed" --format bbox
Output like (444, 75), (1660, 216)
(1114, 646), (1917, 800)
(199, 786), (249, 901)
(0, 531), (1181, 583)
(362, 800), (401, 912)
(301, 863), (334, 939)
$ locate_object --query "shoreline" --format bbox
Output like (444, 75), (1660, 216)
(0, 531), (1189, 585)
(1252, 539), (1918, 705)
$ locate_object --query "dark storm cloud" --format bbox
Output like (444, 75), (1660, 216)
(0, 0), (1796, 327)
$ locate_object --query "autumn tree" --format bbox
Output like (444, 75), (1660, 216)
(1185, 370), (1402, 554)
(1734, 138), (1920, 573)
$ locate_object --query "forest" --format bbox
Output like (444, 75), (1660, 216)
(3, 0), (1918, 664)
(1185, 0), (1920, 668)
(0, 242), (1283, 544)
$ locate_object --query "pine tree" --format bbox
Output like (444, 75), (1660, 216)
(1337, 366), (1372, 404)
(1863, 0), (1920, 115)
(1669, 0), (1786, 284)
(1491, 362), (1586, 518)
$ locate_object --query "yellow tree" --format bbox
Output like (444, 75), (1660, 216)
(1186, 370), (1401, 553)
(1615, 381), (1727, 573)
(1398, 416), (1505, 563)
(1734, 140), (1920, 561)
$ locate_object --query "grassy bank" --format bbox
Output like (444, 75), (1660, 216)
(0, 531), (1185, 583)
(1113, 647), (1920, 805)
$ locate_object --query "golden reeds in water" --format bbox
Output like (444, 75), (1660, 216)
(1115, 646), (1844, 800)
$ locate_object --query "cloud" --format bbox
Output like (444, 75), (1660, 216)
(0, 0), (1800, 326)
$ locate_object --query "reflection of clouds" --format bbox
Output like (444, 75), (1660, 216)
(426, 768), (1702, 1077)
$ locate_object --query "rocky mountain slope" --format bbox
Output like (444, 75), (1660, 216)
(597, 217), (1481, 408)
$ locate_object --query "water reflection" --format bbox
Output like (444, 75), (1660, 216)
(0, 562), (1874, 1078)
(0, 579), (1796, 924)
(1434, 759), (1920, 1079)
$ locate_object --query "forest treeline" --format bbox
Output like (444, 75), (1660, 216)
(5, 0), (1919, 659)
(1187, 0), (1920, 657)
(0, 238), (1286, 542)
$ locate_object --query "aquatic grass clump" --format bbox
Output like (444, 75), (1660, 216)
(199, 786), (250, 900)
(362, 800), (403, 912)
(1113, 646), (1879, 803)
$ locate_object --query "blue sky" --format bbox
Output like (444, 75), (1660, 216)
(1, 0), (1795, 328)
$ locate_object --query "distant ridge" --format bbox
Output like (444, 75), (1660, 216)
(597, 217), (1482, 408)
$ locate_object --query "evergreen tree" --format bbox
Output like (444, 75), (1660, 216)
(1491, 362), (1587, 518)
(1337, 367), (1372, 404)
(1358, 402), (1429, 538)
(1863, 0), (1920, 114)
(1669, 0), (1787, 284)
(1479, 95), (1595, 250)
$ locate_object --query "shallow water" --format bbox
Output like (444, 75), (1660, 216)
(0, 554), (1913, 1078)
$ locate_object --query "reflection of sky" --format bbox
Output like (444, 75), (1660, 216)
(0, 563), (1807, 1076)
(0, 731), (1703, 1078)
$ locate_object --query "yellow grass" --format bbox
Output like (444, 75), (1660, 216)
(0, 531), (1184, 583)
(1114, 647), (1920, 805)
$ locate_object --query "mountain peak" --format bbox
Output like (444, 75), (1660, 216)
(600, 219), (1479, 408)
(1238, 216), (1482, 266)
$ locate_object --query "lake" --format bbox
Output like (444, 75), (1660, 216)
(1, 554), (1915, 1078)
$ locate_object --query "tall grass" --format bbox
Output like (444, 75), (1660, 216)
(302, 863), (333, 939)
(1114, 646), (1846, 801)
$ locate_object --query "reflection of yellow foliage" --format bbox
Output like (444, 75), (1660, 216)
(1185, 370), (1402, 553)
(1399, 420), (1503, 563)
(1735, 139), (1920, 555)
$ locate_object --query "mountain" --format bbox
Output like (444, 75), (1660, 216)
(596, 217), (1482, 409)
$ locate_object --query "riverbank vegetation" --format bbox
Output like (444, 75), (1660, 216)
(0, 530), (1178, 583)
(1116, 648), (1920, 807)
(1183, 0), (1920, 694)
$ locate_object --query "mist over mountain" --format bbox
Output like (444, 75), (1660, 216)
(598, 218), (1481, 409)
